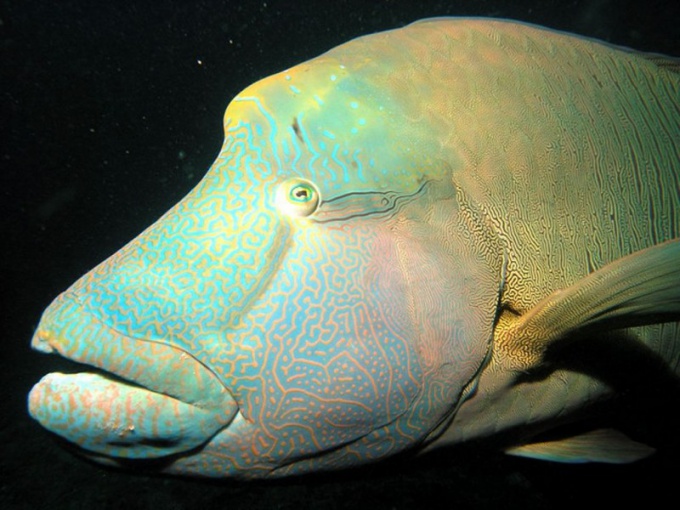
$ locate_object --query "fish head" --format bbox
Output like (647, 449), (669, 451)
(28, 47), (503, 478)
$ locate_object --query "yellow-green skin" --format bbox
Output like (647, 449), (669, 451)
(28, 18), (680, 478)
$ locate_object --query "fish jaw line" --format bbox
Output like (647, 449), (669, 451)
(28, 293), (240, 460)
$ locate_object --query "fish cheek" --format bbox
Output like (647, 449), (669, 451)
(253, 216), (499, 475)
(211, 224), (425, 471)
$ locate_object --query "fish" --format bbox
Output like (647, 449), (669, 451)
(28, 17), (680, 479)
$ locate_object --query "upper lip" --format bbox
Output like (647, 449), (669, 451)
(31, 291), (238, 412)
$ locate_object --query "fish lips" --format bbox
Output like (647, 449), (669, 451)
(28, 292), (239, 460)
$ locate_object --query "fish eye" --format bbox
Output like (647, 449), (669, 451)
(275, 178), (320, 217)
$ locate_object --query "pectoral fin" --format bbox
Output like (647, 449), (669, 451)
(497, 238), (680, 371)
(505, 429), (655, 464)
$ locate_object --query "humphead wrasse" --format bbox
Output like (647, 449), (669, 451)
(28, 18), (680, 478)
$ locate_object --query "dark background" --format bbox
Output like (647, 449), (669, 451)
(1, 1), (679, 508)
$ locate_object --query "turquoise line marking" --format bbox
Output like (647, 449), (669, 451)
(236, 96), (283, 175)
(330, 144), (349, 184)
(226, 119), (249, 134)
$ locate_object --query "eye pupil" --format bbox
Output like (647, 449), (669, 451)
(291, 185), (312, 202)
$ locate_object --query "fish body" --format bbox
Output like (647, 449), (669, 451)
(28, 18), (680, 478)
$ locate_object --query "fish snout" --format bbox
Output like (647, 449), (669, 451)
(28, 292), (240, 461)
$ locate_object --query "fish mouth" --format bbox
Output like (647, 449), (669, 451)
(28, 292), (239, 461)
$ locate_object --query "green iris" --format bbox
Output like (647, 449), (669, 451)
(289, 183), (315, 203)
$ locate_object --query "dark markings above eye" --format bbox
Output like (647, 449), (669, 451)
(291, 117), (304, 144)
